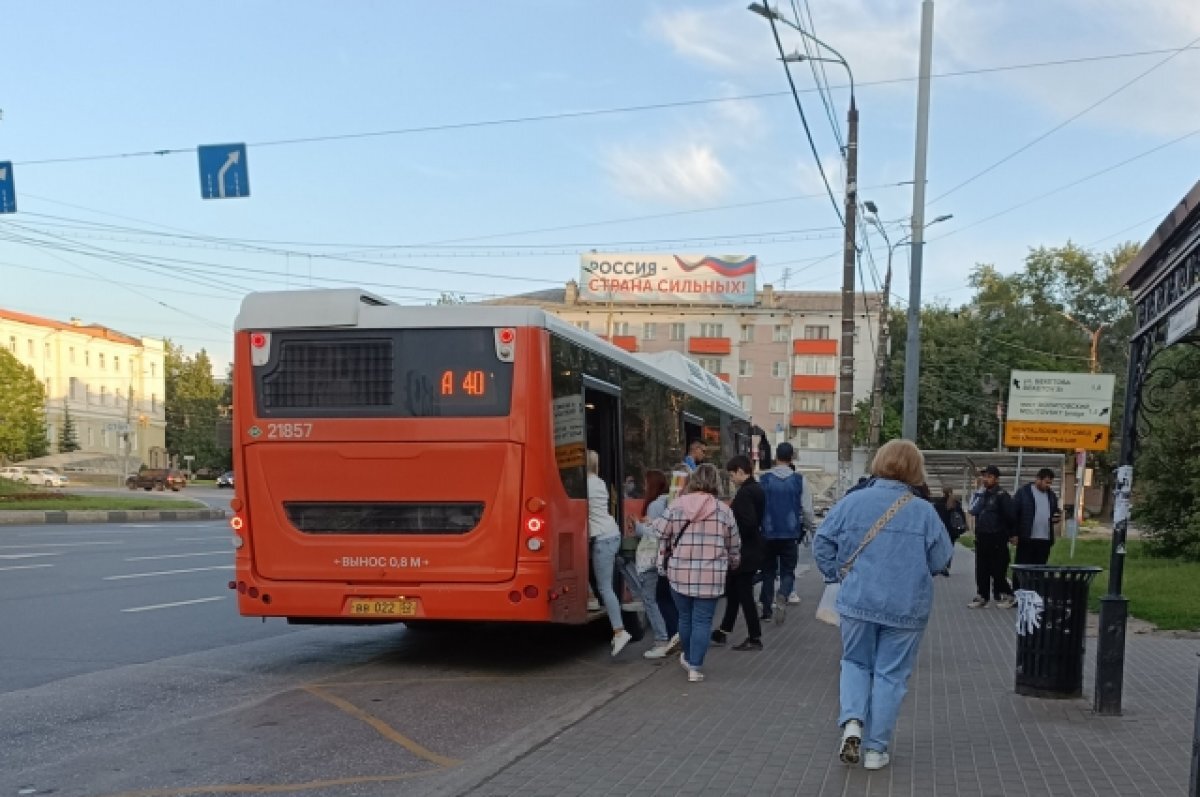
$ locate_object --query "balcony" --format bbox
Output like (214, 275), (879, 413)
(687, 337), (732, 355)
(611, 335), (638, 352)
(790, 411), (836, 429)
(716, 373), (730, 383)
(792, 339), (838, 356)
(791, 375), (837, 393)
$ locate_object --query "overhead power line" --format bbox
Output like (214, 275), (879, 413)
(13, 46), (1200, 168)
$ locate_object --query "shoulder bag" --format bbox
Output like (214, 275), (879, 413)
(817, 492), (914, 627)
(659, 518), (692, 575)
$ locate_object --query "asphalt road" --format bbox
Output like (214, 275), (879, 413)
(0, 519), (651, 797)
(68, 483), (234, 511)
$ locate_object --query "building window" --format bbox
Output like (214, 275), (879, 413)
(669, 323), (686, 341)
(114, 356), (120, 372)
(44, 378), (51, 398)
(796, 431), (827, 449)
(84, 350), (90, 367)
(772, 361), (788, 378)
(100, 386), (109, 406)
(149, 362), (156, 377)
(69, 346), (76, 364)
(102, 429), (110, 449)
(699, 323), (724, 338)
(7, 336), (14, 353)
(27, 339), (34, 356)
(794, 392), (831, 412)
(804, 325), (830, 340)
(69, 376), (80, 401)
(740, 324), (755, 343)
(770, 395), (788, 414)
(612, 322), (630, 336)
(642, 323), (657, 341)
(773, 325), (790, 342)
(576, 320), (590, 332)
(697, 358), (722, 374)
(740, 395), (753, 412)
(116, 388), (124, 406)
(151, 393), (158, 412)
(99, 353), (106, 370)
(796, 356), (835, 375)
(44, 342), (52, 359)
(88, 427), (95, 447)
(738, 360), (754, 377)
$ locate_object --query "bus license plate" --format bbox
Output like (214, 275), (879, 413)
(347, 598), (418, 617)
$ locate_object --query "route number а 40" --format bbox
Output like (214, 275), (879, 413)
(441, 370), (487, 397)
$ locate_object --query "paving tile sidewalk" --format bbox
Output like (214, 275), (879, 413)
(466, 547), (1199, 796)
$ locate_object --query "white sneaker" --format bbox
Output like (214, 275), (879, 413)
(839, 720), (862, 765)
(679, 652), (691, 673)
(787, 592), (801, 605)
(687, 669), (705, 683)
(611, 630), (632, 656)
(665, 633), (681, 654)
(643, 643), (670, 659)
(863, 750), (890, 770)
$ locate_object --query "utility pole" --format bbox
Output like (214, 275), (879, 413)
(867, 242), (893, 450)
(902, 0), (935, 440)
(837, 97), (859, 496)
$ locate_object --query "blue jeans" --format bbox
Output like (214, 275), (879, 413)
(671, 589), (719, 669)
(838, 617), (924, 753)
(759, 538), (800, 613)
(619, 560), (668, 642)
(590, 535), (623, 631)
(656, 575), (679, 637)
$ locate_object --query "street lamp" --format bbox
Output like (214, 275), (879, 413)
(749, 0), (859, 496)
(861, 206), (952, 449)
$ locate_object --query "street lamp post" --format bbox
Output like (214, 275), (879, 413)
(749, 1), (858, 495)
(863, 206), (951, 451)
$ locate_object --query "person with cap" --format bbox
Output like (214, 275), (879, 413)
(758, 441), (816, 622)
(968, 465), (1017, 609)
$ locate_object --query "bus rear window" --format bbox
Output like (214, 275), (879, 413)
(255, 329), (513, 417)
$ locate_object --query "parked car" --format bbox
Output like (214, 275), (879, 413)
(216, 471), (235, 489)
(0, 466), (29, 483)
(126, 468), (188, 491)
(23, 468), (69, 488)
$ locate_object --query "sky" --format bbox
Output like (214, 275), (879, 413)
(2, 0), (1198, 373)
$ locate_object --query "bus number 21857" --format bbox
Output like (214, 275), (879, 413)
(268, 423), (313, 439)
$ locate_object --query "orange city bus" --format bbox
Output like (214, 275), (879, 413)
(228, 288), (751, 626)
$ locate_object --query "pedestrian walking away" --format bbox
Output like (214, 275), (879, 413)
(585, 450), (632, 656)
(656, 463), (741, 683)
(712, 455), (766, 651)
(814, 439), (953, 771)
(933, 487), (968, 575)
(758, 442), (816, 623)
(968, 465), (1017, 609)
(1011, 468), (1062, 590)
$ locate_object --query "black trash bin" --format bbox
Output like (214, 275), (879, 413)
(1012, 565), (1102, 699)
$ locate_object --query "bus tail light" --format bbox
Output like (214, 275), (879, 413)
(230, 516), (244, 531)
(250, 332), (271, 366)
(525, 517), (543, 534)
(495, 328), (516, 362)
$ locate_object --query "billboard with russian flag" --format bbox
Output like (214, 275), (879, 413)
(579, 254), (757, 305)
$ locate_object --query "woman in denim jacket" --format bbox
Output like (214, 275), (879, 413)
(814, 440), (952, 772)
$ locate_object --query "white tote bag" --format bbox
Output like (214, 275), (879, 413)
(815, 582), (840, 626)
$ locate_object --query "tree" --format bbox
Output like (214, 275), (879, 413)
(164, 343), (225, 470)
(0, 350), (49, 462)
(58, 399), (80, 453)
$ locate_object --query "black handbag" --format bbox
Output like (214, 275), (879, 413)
(660, 519), (692, 573)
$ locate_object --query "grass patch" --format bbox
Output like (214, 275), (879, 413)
(956, 534), (1200, 631)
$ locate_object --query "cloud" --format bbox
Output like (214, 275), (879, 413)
(794, 154), (846, 199)
(604, 141), (731, 203)
(646, 7), (765, 72)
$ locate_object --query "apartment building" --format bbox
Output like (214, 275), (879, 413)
(0, 308), (168, 469)
(496, 279), (882, 477)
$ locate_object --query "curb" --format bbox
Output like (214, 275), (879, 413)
(0, 508), (228, 525)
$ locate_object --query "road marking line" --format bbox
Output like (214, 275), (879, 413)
(0, 563), (54, 571)
(121, 596), (226, 613)
(176, 536), (227, 542)
(302, 685), (462, 768)
(125, 551), (230, 562)
(104, 565), (234, 580)
(0, 552), (61, 559)
(95, 770), (437, 797)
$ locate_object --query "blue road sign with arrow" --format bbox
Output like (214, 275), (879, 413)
(0, 161), (15, 213)
(198, 143), (249, 200)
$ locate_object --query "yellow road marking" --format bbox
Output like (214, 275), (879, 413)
(302, 685), (462, 768)
(99, 770), (436, 797)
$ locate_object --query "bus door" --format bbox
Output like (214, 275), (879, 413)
(583, 376), (624, 529)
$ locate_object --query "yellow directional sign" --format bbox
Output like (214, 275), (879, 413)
(1004, 421), (1110, 451)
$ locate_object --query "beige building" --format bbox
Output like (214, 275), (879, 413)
(498, 281), (882, 480)
(1, 308), (168, 471)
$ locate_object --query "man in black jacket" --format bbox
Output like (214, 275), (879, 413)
(712, 455), (766, 651)
(1011, 468), (1062, 589)
(968, 465), (1017, 609)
